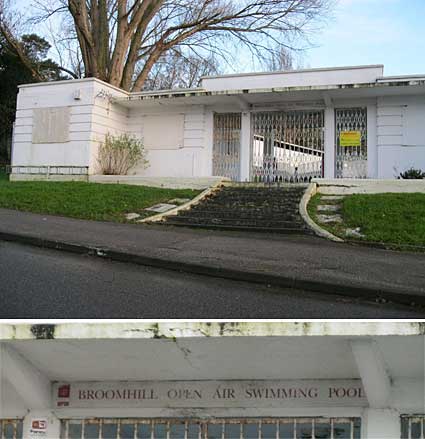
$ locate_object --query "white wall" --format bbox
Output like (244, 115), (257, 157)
(12, 79), (129, 175)
(377, 95), (425, 178)
(11, 75), (425, 181)
(202, 65), (383, 92)
(127, 106), (210, 177)
(12, 80), (97, 170)
(0, 379), (27, 419)
(89, 81), (129, 173)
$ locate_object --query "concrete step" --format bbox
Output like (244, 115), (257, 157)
(166, 215), (305, 229)
(161, 184), (308, 233)
(164, 222), (310, 234)
(177, 210), (301, 220)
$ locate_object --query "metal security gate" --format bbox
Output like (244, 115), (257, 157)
(335, 108), (367, 179)
(60, 417), (361, 438)
(213, 113), (241, 181)
(0, 419), (23, 439)
(401, 416), (425, 439)
(251, 111), (324, 183)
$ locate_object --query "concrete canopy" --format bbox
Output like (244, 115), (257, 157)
(113, 80), (425, 110)
(0, 323), (424, 431)
(0, 323), (423, 382)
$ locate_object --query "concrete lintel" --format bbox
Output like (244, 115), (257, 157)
(351, 340), (392, 409)
(0, 323), (423, 341)
(0, 344), (51, 409)
(233, 95), (251, 111)
(322, 93), (333, 107)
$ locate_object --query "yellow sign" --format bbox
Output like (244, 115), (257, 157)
(340, 131), (361, 147)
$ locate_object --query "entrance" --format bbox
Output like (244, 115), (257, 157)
(335, 108), (367, 178)
(250, 111), (325, 183)
(60, 418), (361, 439)
(213, 113), (241, 181)
(0, 419), (23, 439)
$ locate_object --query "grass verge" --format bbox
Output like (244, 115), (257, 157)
(308, 193), (425, 250)
(0, 177), (200, 222)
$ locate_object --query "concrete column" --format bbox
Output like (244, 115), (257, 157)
(324, 106), (335, 178)
(240, 112), (251, 181)
(351, 340), (392, 409)
(362, 408), (400, 439)
(23, 410), (61, 439)
(0, 344), (51, 409)
(204, 110), (214, 176)
(367, 103), (378, 178)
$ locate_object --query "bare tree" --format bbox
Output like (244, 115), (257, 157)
(1, 0), (332, 91)
(261, 46), (295, 71)
(144, 49), (219, 90)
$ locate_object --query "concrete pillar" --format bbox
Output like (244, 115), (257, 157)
(362, 408), (400, 439)
(0, 344), (51, 409)
(240, 112), (251, 181)
(324, 106), (335, 178)
(23, 410), (61, 439)
(351, 340), (392, 409)
(204, 110), (214, 176)
(367, 103), (378, 178)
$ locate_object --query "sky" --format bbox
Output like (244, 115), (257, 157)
(304, 0), (425, 76)
(13, 0), (425, 77)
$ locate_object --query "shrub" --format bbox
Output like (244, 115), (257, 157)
(97, 133), (148, 175)
(399, 168), (425, 179)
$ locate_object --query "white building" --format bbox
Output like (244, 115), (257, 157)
(0, 322), (424, 439)
(10, 65), (425, 183)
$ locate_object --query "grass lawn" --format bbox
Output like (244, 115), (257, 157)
(0, 174), (200, 222)
(308, 193), (425, 249)
(0, 168), (8, 182)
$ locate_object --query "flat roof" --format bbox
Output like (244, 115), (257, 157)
(114, 78), (425, 108)
(201, 64), (384, 81)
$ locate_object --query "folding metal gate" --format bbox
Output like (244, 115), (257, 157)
(335, 108), (367, 179)
(0, 419), (23, 439)
(250, 111), (324, 183)
(213, 113), (241, 181)
(60, 417), (361, 438)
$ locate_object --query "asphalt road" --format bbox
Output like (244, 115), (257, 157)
(0, 241), (424, 319)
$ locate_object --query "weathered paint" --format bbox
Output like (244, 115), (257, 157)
(0, 322), (424, 341)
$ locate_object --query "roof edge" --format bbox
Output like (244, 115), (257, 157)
(0, 322), (423, 340)
(18, 77), (130, 96)
(201, 65), (385, 81)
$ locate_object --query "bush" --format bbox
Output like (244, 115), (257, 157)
(399, 168), (425, 179)
(97, 133), (148, 175)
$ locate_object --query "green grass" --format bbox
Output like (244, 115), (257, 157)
(0, 177), (200, 222)
(0, 168), (8, 182)
(308, 193), (425, 249)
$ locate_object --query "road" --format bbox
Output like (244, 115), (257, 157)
(0, 241), (424, 318)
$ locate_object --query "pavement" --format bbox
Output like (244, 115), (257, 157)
(2, 241), (423, 318)
(1, 208), (425, 306)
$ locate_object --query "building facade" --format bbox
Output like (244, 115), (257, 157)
(10, 65), (425, 183)
(0, 322), (424, 439)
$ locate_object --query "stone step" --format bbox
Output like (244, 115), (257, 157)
(164, 222), (310, 234)
(166, 215), (305, 228)
(177, 210), (301, 220)
(161, 184), (308, 234)
(211, 188), (304, 194)
(205, 198), (302, 205)
(190, 205), (300, 213)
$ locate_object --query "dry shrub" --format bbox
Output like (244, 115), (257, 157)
(97, 133), (148, 175)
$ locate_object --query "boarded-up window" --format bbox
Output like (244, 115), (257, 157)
(402, 104), (425, 146)
(32, 107), (70, 144)
(142, 114), (184, 149)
